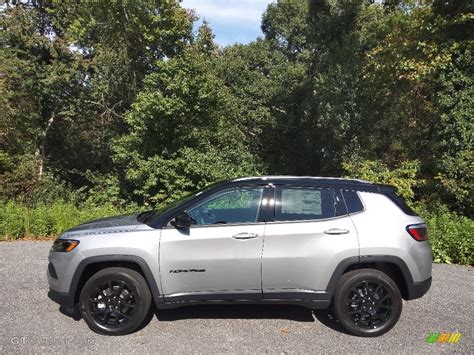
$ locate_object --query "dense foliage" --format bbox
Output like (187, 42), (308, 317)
(0, 1), (472, 263)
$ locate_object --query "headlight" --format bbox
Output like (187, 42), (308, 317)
(51, 239), (80, 252)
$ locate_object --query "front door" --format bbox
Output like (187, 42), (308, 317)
(160, 186), (269, 301)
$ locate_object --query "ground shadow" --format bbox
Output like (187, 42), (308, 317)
(59, 305), (154, 333)
(312, 309), (351, 335)
(60, 304), (350, 335)
(155, 304), (314, 322)
(155, 304), (351, 335)
(59, 306), (81, 321)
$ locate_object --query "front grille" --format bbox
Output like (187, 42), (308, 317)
(48, 262), (58, 279)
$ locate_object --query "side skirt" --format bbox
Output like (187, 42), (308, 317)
(156, 298), (330, 310)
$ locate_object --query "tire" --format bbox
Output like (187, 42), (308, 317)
(332, 269), (402, 337)
(79, 267), (152, 335)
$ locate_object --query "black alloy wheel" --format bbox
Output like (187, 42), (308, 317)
(79, 267), (152, 335)
(345, 280), (393, 329)
(333, 269), (402, 337)
(89, 279), (136, 328)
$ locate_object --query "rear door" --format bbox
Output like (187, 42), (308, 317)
(262, 185), (359, 299)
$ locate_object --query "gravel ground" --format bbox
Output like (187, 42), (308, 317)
(0, 240), (472, 354)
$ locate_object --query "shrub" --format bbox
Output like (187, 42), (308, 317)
(415, 204), (474, 265)
(0, 201), (27, 239)
(0, 200), (127, 240)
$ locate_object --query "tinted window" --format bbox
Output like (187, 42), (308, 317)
(335, 189), (347, 216)
(386, 192), (417, 216)
(342, 190), (364, 214)
(139, 181), (226, 225)
(276, 187), (336, 221)
(187, 188), (264, 225)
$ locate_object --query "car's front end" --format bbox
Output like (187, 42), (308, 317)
(47, 213), (157, 308)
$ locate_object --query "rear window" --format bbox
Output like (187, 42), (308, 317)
(276, 187), (336, 221)
(386, 193), (418, 216)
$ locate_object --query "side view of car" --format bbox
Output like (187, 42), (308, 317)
(47, 176), (432, 336)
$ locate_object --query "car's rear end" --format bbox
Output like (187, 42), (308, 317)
(349, 184), (433, 299)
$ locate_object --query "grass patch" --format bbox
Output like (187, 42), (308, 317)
(0, 200), (128, 240)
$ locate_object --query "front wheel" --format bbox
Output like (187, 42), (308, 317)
(79, 267), (152, 335)
(333, 269), (402, 337)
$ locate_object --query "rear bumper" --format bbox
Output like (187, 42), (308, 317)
(48, 288), (75, 308)
(406, 276), (432, 300)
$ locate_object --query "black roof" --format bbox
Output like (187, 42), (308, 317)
(228, 176), (396, 194)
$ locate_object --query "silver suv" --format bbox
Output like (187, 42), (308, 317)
(47, 176), (432, 337)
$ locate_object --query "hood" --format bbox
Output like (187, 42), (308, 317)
(61, 213), (146, 237)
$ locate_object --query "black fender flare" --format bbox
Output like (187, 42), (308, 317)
(324, 255), (428, 300)
(69, 255), (163, 305)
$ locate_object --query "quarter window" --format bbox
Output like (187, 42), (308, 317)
(187, 187), (264, 225)
(342, 190), (364, 214)
(276, 187), (336, 221)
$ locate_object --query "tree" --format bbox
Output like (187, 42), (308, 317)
(113, 38), (261, 205)
(0, 3), (85, 193)
(0, 0), (197, 199)
(356, 1), (473, 214)
(0, 0), (471, 219)
(47, 0), (196, 184)
(431, 0), (473, 215)
(257, 0), (368, 175)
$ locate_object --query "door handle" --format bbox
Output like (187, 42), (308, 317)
(324, 228), (349, 235)
(232, 232), (259, 240)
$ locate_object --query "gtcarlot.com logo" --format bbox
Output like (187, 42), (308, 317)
(10, 336), (93, 346)
(426, 332), (462, 344)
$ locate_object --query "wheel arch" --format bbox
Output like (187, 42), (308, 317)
(326, 255), (416, 300)
(70, 255), (162, 306)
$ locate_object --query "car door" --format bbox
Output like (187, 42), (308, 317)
(160, 185), (271, 301)
(262, 185), (359, 299)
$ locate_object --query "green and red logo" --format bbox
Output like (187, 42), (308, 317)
(426, 333), (462, 344)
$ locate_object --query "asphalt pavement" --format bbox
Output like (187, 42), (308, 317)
(0, 241), (472, 353)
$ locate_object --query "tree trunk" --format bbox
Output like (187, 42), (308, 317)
(35, 113), (55, 180)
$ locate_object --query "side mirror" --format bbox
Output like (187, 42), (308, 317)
(171, 212), (195, 229)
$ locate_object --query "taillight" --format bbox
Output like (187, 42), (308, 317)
(406, 224), (428, 241)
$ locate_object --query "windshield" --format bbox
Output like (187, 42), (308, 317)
(137, 182), (224, 224)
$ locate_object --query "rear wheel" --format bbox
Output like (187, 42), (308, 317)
(79, 267), (151, 335)
(333, 269), (402, 337)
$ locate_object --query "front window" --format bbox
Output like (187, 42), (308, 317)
(187, 187), (264, 225)
(138, 182), (223, 224)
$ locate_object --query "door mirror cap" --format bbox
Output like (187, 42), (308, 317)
(171, 212), (196, 228)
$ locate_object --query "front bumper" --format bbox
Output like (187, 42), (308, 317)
(47, 254), (77, 308)
(47, 244), (84, 307)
